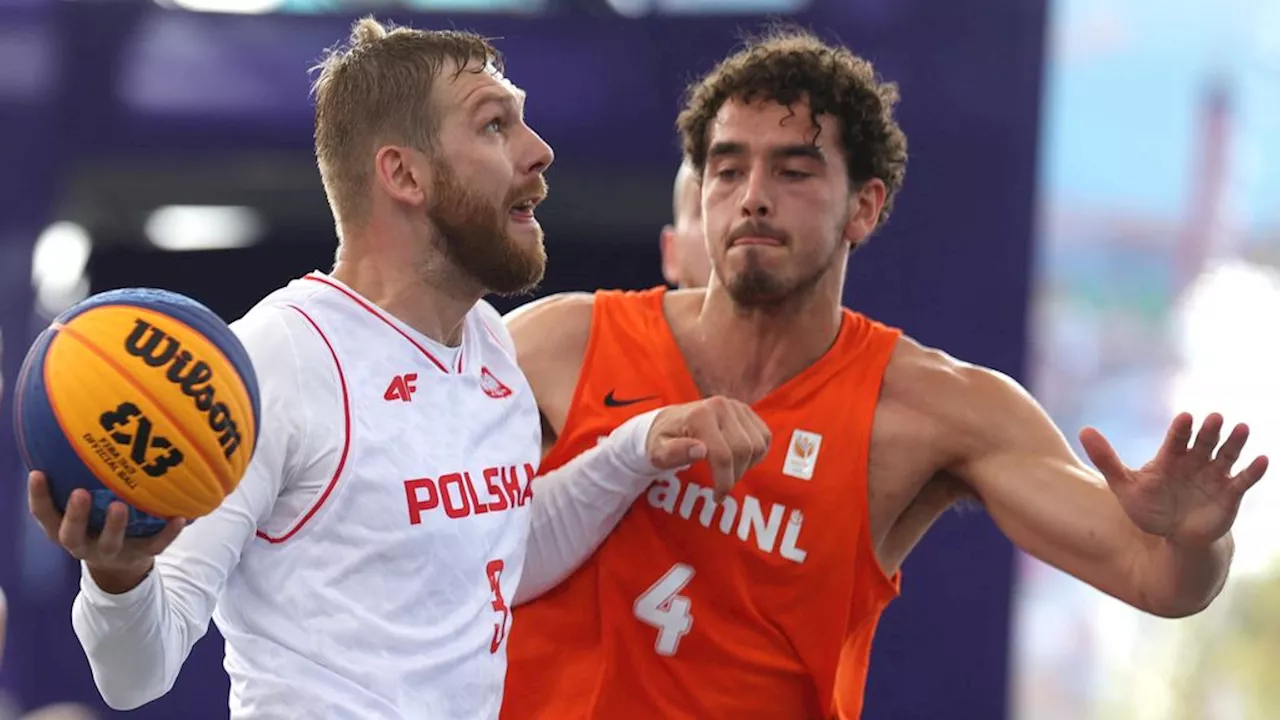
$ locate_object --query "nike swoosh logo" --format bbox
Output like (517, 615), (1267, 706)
(603, 390), (660, 408)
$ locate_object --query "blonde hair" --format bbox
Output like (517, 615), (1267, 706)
(310, 17), (500, 229)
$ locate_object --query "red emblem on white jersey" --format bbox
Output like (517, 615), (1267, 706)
(384, 373), (418, 403)
(480, 367), (513, 399)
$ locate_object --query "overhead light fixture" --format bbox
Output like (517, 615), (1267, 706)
(145, 205), (265, 251)
(604, 0), (651, 18)
(32, 221), (92, 289)
(154, 0), (282, 15)
(31, 221), (93, 318)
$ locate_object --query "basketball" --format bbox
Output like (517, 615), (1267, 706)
(14, 288), (261, 537)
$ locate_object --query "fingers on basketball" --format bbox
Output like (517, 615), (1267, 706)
(97, 503), (131, 557)
(58, 490), (93, 559)
(27, 472), (62, 541)
(141, 518), (187, 556)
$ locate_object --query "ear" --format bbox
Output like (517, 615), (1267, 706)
(843, 177), (887, 248)
(373, 145), (431, 207)
(659, 225), (680, 287)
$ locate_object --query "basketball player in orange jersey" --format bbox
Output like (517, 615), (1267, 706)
(500, 28), (1270, 719)
(24, 18), (769, 718)
(659, 160), (711, 289)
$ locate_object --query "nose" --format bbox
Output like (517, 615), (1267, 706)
(525, 128), (555, 176)
(739, 165), (772, 218)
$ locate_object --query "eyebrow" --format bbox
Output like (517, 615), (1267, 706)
(466, 87), (526, 116)
(706, 141), (826, 164)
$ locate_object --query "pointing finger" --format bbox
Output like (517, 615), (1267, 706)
(714, 406), (755, 484)
(698, 427), (735, 501)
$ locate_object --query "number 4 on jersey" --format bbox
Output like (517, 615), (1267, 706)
(633, 563), (695, 657)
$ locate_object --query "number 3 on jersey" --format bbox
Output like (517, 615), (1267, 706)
(633, 563), (695, 656)
(487, 559), (509, 654)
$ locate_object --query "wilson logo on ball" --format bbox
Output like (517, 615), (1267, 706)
(124, 319), (245, 460)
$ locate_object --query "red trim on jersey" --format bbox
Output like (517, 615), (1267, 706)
(481, 320), (504, 348)
(255, 305), (351, 544)
(303, 274), (451, 375)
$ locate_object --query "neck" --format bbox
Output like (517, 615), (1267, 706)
(692, 264), (846, 401)
(331, 222), (482, 347)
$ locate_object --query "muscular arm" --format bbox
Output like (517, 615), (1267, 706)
(71, 307), (308, 709)
(908, 344), (1229, 618)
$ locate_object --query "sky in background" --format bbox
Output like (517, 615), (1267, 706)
(1044, 0), (1280, 228)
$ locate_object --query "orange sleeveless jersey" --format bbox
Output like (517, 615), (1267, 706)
(503, 287), (902, 720)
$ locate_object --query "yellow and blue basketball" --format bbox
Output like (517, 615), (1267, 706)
(14, 288), (261, 537)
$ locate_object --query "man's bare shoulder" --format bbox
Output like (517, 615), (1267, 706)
(503, 292), (596, 437)
(882, 336), (1056, 459)
(505, 292), (595, 359)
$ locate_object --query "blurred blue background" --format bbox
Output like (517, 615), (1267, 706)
(0, 0), (1276, 718)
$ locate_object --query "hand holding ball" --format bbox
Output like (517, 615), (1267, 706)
(15, 288), (261, 538)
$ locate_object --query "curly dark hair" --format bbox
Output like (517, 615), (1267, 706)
(677, 26), (908, 227)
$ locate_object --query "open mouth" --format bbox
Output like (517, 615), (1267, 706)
(509, 196), (543, 223)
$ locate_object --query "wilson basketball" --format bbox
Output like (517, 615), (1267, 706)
(14, 288), (261, 537)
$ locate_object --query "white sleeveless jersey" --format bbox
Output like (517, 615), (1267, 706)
(215, 273), (540, 718)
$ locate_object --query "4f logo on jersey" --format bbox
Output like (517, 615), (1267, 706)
(384, 373), (418, 403)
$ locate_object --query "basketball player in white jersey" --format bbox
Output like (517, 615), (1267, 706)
(659, 160), (711, 289)
(25, 19), (769, 719)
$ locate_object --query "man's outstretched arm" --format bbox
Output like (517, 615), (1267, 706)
(908, 346), (1265, 618)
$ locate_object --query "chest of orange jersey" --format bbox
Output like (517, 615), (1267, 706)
(627, 419), (858, 573)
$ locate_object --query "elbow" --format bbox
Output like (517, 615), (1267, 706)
(1141, 593), (1217, 619)
(1138, 567), (1226, 618)
(95, 681), (164, 711)
(1130, 535), (1232, 619)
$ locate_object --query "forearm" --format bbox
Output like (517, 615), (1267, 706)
(968, 454), (1222, 617)
(71, 502), (261, 710)
(1132, 532), (1234, 618)
(516, 410), (661, 605)
(72, 562), (199, 710)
